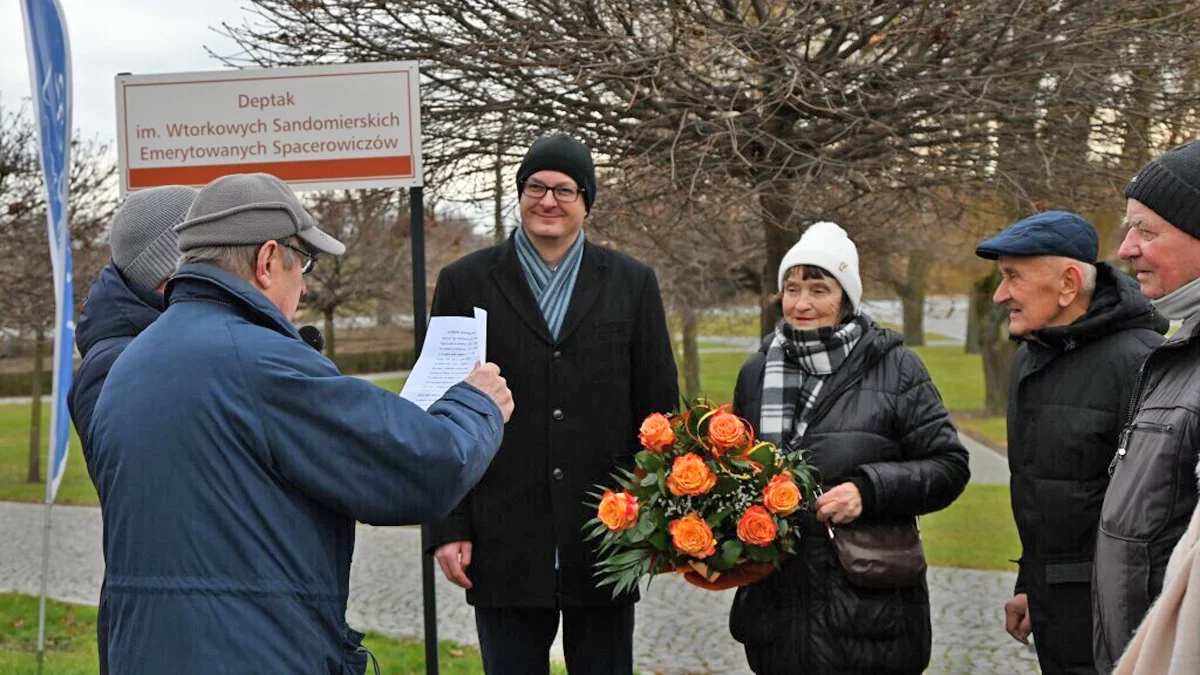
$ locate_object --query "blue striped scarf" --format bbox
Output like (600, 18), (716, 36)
(513, 226), (586, 339)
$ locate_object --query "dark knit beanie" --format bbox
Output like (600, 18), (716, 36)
(110, 186), (197, 292)
(1124, 139), (1200, 240)
(516, 134), (596, 212)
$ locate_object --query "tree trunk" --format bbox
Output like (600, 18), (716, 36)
(759, 187), (797, 337)
(27, 329), (44, 483)
(494, 140), (506, 244)
(681, 304), (702, 401)
(323, 308), (337, 359)
(972, 270), (1014, 416)
(896, 253), (928, 346)
(964, 291), (981, 355)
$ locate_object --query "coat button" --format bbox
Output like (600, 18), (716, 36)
(552, 409), (564, 421)
(552, 468), (564, 481)
(552, 350), (562, 360)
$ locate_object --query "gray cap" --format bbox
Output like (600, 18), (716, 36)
(175, 173), (346, 255)
(111, 185), (198, 292)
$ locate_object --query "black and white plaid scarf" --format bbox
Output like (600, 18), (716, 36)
(760, 312), (869, 450)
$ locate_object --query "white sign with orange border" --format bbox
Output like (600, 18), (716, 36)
(115, 61), (422, 195)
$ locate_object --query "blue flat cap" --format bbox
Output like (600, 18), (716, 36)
(975, 211), (1098, 263)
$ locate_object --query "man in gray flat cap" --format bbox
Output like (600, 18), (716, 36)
(88, 173), (513, 675)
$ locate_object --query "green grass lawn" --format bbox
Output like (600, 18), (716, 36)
(0, 592), (538, 675)
(956, 415), (1009, 449)
(922, 484), (1018, 572)
(0, 408), (96, 506)
(0, 333), (1015, 572)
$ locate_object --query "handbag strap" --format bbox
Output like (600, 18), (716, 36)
(815, 485), (836, 541)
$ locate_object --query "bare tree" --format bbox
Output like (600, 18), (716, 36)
(592, 163), (760, 399)
(300, 189), (410, 358)
(0, 99), (117, 481)
(219, 0), (1200, 313)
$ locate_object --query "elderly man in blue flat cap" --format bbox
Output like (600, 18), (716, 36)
(976, 211), (1167, 675)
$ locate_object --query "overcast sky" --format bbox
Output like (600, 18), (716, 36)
(1, 0), (250, 144)
(2, 1), (504, 227)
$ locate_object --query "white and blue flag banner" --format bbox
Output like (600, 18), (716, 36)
(22, 0), (73, 502)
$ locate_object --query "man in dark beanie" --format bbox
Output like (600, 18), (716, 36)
(976, 212), (1166, 675)
(430, 134), (678, 673)
(1094, 139), (1200, 672)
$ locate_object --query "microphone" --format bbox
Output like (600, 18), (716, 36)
(298, 325), (324, 353)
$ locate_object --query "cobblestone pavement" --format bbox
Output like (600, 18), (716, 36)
(2, 501), (1039, 674)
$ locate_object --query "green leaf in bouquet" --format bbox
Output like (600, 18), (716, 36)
(747, 443), (777, 467)
(779, 538), (795, 555)
(636, 450), (666, 473)
(626, 513), (657, 544)
(777, 517), (789, 537)
(640, 472), (659, 487)
(648, 530), (668, 550)
(706, 507), (735, 528)
(745, 542), (779, 562)
(718, 540), (745, 569)
(712, 475), (739, 495)
(727, 457), (754, 472)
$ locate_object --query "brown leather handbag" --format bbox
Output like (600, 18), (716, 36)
(826, 516), (927, 589)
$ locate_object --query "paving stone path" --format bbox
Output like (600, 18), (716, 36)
(2, 501), (1040, 674)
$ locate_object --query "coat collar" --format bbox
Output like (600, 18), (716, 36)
(165, 263), (301, 341)
(490, 233), (609, 346)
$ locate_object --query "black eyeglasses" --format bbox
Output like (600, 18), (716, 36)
(280, 242), (318, 275)
(521, 180), (585, 204)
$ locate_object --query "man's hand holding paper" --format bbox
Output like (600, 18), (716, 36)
(465, 362), (513, 422)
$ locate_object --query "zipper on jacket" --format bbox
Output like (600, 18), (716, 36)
(1108, 336), (1190, 476)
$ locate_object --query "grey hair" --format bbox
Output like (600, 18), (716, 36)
(177, 237), (301, 280)
(1078, 261), (1097, 298)
(1047, 257), (1097, 299)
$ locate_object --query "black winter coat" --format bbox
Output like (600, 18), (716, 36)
(728, 321), (970, 675)
(1007, 263), (1166, 675)
(427, 235), (679, 608)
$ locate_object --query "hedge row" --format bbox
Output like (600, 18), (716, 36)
(0, 349), (415, 398)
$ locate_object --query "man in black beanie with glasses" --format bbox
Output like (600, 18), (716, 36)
(1094, 139), (1200, 672)
(429, 134), (678, 674)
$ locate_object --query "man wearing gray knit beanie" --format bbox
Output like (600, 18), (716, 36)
(1093, 139), (1200, 673)
(68, 184), (195, 675)
(71, 185), (196, 445)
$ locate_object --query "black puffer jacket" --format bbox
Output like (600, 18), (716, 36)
(1007, 263), (1166, 675)
(728, 320), (970, 675)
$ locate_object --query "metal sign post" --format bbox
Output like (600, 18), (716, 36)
(408, 185), (438, 674)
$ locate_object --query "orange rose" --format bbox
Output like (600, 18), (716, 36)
(669, 513), (717, 558)
(639, 413), (676, 452)
(708, 411), (747, 453)
(763, 474), (802, 515)
(597, 490), (640, 532)
(666, 453), (718, 497)
(736, 505), (778, 546)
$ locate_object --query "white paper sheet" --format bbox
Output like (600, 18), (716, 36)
(399, 307), (488, 410)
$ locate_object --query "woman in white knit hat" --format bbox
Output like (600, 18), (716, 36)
(727, 222), (970, 675)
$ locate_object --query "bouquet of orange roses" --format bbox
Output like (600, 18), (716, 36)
(585, 400), (817, 597)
